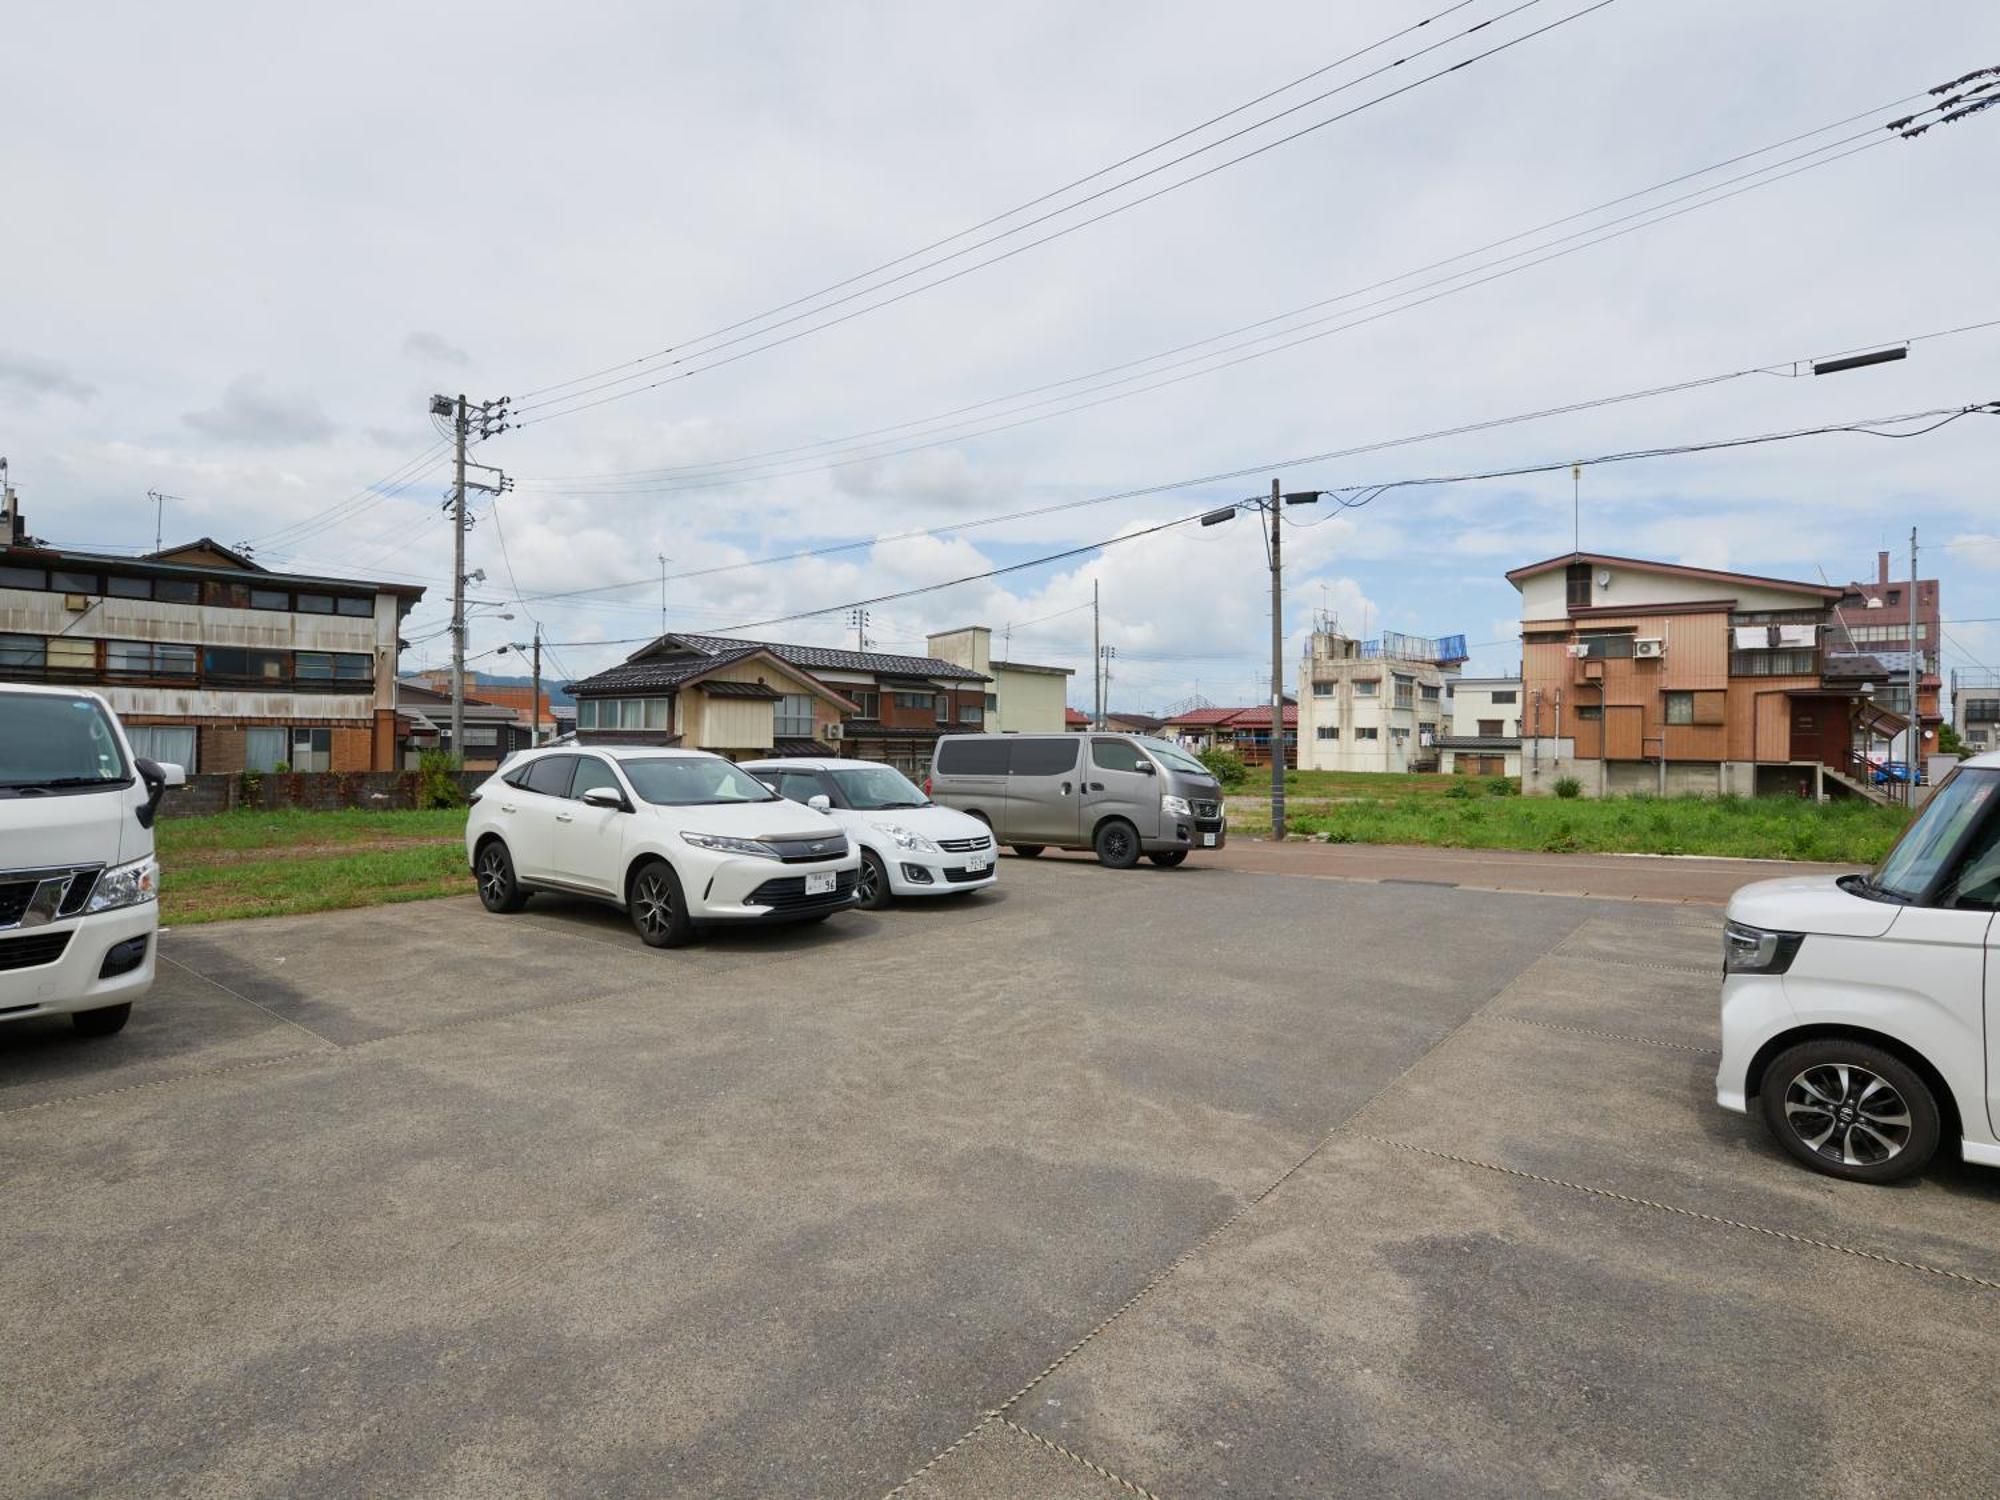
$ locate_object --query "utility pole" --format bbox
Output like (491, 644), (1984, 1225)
(432, 392), (511, 766)
(848, 607), (870, 651)
(1908, 525), (1920, 807)
(1268, 478), (1285, 839)
(1092, 579), (1103, 729)
(1099, 645), (1116, 723)
(531, 624), (543, 747)
(658, 553), (669, 638)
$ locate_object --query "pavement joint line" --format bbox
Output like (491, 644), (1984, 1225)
(1244, 869), (1723, 907)
(158, 951), (344, 1047)
(877, 1412), (1001, 1499)
(0, 1049), (325, 1117)
(998, 1418), (1172, 1500)
(1484, 1014), (1722, 1055)
(1358, 1135), (2000, 1293)
(1547, 949), (1716, 977)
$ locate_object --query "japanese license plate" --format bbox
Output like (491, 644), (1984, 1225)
(965, 853), (991, 873)
(1202, 833), (1218, 847)
(805, 870), (837, 896)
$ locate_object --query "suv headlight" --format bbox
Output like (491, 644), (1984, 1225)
(1161, 795), (1192, 819)
(86, 857), (159, 913)
(878, 824), (938, 854)
(1723, 920), (1803, 975)
(679, 832), (781, 859)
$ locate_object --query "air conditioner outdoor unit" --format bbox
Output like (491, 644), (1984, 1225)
(824, 722), (843, 741)
(1633, 638), (1665, 659)
(64, 593), (89, 612)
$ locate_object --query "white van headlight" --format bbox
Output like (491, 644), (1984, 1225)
(1161, 795), (1193, 819)
(679, 832), (780, 859)
(1723, 920), (1803, 975)
(878, 824), (938, 854)
(87, 857), (159, 913)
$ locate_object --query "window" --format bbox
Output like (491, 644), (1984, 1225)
(52, 570), (100, 594)
(622, 756), (779, 806)
(0, 633), (46, 667)
(204, 580), (251, 609)
(1393, 676), (1414, 708)
(1731, 648), (1817, 677)
(1565, 561), (1592, 607)
(108, 641), (197, 676)
(1010, 737), (1078, 776)
(126, 724), (197, 771)
(108, 575), (152, 599)
(1575, 705), (1603, 721)
(1490, 689), (1517, 704)
(1354, 726), (1379, 741)
(959, 704), (983, 724)
(290, 728), (332, 773)
(47, 638), (94, 672)
(827, 764), (927, 810)
(1354, 679), (1378, 697)
(851, 691), (880, 720)
(936, 694), (949, 724)
(1886, 589), (1901, 606)
(1578, 633), (1635, 658)
(983, 693), (998, 711)
(208, 647), (288, 682)
(522, 755), (576, 797)
(892, 691), (933, 710)
(335, 596), (373, 617)
(1092, 738), (1147, 773)
(1312, 680), (1335, 697)
(773, 693), (815, 739)
(0, 692), (128, 785)
(569, 757), (622, 802)
(1478, 719), (1503, 736)
(579, 696), (669, 729)
(246, 727), (288, 772)
(1419, 683), (1440, 701)
(936, 738), (1009, 775)
(577, 699), (598, 729)
(1316, 725), (1339, 741)
(1664, 691), (1694, 725)
(154, 578), (200, 604)
(0, 564), (47, 591)
(250, 588), (290, 611)
(296, 593), (335, 614)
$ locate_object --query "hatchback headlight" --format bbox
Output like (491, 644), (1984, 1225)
(879, 824), (938, 854)
(679, 832), (781, 859)
(1161, 795), (1192, 819)
(1723, 920), (1803, 975)
(86, 857), (159, 913)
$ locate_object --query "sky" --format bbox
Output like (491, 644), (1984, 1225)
(6, 0), (1998, 713)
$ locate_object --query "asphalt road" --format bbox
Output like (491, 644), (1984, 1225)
(1, 855), (1992, 1498)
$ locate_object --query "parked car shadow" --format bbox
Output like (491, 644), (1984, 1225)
(516, 891), (875, 953)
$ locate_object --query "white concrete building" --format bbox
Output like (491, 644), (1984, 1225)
(1436, 676), (1523, 776)
(1297, 629), (1459, 773)
(1952, 670), (2000, 754)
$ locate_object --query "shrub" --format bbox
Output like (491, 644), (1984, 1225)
(1485, 777), (1519, 797)
(1444, 779), (1477, 800)
(1553, 776), (1582, 800)
(415, 749), (465, 809)
(1198, 747), (1249, 788)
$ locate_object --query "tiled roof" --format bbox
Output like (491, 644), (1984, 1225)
(1163, 707), (1243, 726)
(1064, 707), (1089, 726)
(1228, 705), (1298, 728)
(701, 679), (782, 700)
(567, 649), (758, 695)
(671, 632), (986, 681)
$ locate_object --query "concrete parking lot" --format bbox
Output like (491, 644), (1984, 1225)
(2, 856), (1995, 1499)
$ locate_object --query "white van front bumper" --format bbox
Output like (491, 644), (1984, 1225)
(0, 905), (158, 1022)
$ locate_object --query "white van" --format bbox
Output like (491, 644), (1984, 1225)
(0, 684), (183, 1036)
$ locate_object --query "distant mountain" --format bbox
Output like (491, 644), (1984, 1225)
(460, 671), (574, 705)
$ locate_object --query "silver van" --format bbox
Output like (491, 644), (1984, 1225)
(928, 733), (1225, 867)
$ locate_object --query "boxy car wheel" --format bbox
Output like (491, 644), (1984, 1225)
(629, 858), (695, 949)
(1093, 820), (1140, 869)
(71, 1003), (132, 1038)
(1759, 1039), (1940, 1184)
(475, 839), (529, 913)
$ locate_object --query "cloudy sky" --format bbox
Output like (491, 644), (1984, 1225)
(7, 0), (1998, 710)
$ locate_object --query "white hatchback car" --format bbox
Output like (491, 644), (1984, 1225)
(1718, 752), (2000, 1183)
(741, 757), (997, 909)
(465, 747), (859, 948)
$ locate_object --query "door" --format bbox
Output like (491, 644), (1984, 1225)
(1083, 738), (1159, 840)
(553, 755), (628, 891)
(499, 753), (575, 881)
(1005, 737), (1083, 845)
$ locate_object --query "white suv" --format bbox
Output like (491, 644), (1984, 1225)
(464, 747), (859, 948)
(741, 757), (997, 909)
(1718, 751), (2000, 1183)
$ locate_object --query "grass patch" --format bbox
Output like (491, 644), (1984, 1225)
(1283, 793), (1906, 863)
(157, 808), (472, 923)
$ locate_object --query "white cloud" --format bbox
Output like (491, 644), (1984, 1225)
(182, 376), (336, 447)
(402, 331), (469, 366)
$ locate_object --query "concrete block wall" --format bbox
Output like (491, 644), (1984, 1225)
(161, 770), (484, 818)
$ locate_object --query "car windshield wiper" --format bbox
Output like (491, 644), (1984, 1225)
(0, 775), (117, 789)
(871, 800), (927, 810)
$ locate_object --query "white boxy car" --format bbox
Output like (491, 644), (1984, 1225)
(1718, 751), (2000, 1183)
(465, 746), (860, 948)
(0, 684), (184, 1037)
(740, 757), (997, 909)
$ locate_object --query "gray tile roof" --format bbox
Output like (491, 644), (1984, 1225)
(671, 633), (987, 681)
(567, 648), (759, 695)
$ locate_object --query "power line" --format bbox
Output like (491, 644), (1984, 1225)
(510, 0), (1620, 429)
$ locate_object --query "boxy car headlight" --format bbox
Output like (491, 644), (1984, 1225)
(878, 824), (938, 854)
(1161, 795), (1193, 819)
(679, 832), (781, 859)
(85, 857), (159, 913)
(1722, 919), (1804, 975)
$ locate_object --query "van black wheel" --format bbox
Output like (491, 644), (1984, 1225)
(475, 840), (529, 913)
(71, 1003), (132, 1038)
(1148, 849), (1189, 868)
(1094, 820), (1140, 869)
(1759, 1039), (1939, 1183)
(629, 859), (695, 949)
(855, 851), (892, 910)
(1011, 845), (1045, 859)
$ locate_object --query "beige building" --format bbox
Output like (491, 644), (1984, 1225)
(1297, 629), (1458, 773)
(926, 626), (1074, 734)
(1436, 676), (1523, 777)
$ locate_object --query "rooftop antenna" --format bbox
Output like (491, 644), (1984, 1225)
(145, 489), (179, 555)
(1571, 463), (1581, 553)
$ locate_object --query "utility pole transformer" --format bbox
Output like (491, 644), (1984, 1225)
(432, 392), (512, 767)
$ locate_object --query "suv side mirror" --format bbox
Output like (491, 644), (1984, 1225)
(133, 757), (169, 828)
(807, 794), (832, 812)
(1137, 761), (1157, 775)
(581, 785), (628, 811)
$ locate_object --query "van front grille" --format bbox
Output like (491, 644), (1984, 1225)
(0, 932), (72, 972)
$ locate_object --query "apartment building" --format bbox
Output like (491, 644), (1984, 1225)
(1507, 551), (1906, 799)
(1296, 628), (1462, 773)
(1953, 670), (2000, 754)
(569, 632), (990, 771)
(924, 625), (1074, 734)
(0, 498), (422, 773)
(1437, 676), (1523, 777)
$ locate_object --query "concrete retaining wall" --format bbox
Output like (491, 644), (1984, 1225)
(162, 770), (485, 818)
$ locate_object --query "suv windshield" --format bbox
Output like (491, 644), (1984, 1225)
(0, 693), (131, 795)
(620, 756), (779, 807)
(1137, 736), (1212, 777)
(1865, 767), (2000, 902)
(829, 764), (928, 810)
